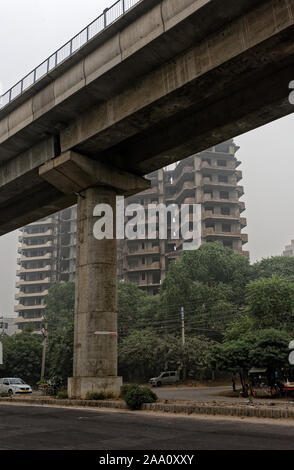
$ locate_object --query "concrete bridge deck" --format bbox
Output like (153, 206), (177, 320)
(0, 0), (293, 234)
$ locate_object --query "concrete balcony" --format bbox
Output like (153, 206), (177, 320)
(22, 229), (54, 238)
(203, 194), (239, 203)
(15, 290), (49, 300)
(16, 265), (52, 275)
(240, 217), (247, 228)
(127, 261), (160, 272)
(241, 233), (248, 244)
(16, 277), (51, 288)
(174, 181), (195, 202)
(200, 161), (236, 171)
(21, 241), (53, 251)
(15, 317), (44, 324)
(203, 211), (240, 222)
(202, 177), (237, 188)
(127, 246), (160, 257)
(19, 253), (52, 263)
(167, 250), (182, 260)
(169, 165), (195, 186)
(236, 170), (243, 182)
(204, 227), (241, 238)
(237, 185), (244, 196)
(239, 202), (246, 212)
(14, 304), (46, 312)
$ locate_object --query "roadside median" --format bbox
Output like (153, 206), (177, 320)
(1, 395), (294, 420)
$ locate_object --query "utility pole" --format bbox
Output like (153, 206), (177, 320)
(40, 322), (48, 381)
(181, 306), (185, 345)
(181, 307), (186, 381)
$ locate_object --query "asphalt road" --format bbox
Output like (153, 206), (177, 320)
(155, 386), (294, 405)
(0, 404), (293, 450)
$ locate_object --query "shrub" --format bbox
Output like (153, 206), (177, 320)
(121, 383), (157, 410)
(56, 390), (68, 399)
(120, 383), (137, 400)
(0, 392), (10, 398)
(85, 391), (114, 400)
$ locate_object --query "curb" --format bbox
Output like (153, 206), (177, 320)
(0, 397), (127, 410)
(142, 402), (294, 419)
(0, 397), (293, 419)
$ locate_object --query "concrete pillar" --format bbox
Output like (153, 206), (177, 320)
(68, 186), (122, 398)
(39, 152), (149, 398)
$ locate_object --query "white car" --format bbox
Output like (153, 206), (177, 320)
(149, 371), (180, 387)
(0, 378), (32, 395)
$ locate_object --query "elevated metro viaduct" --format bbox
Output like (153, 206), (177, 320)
(0, 0), (293, 397)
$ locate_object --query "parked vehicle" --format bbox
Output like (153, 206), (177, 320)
(281, 366), (294, 395)
(0, 378), (32, 395)
(149, 371), (179, 387)
(248, 368), (283, 398)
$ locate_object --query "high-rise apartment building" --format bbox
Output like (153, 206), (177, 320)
(15, 207), (77, 333)
(14, 140), (248, 329)
(117, 140), (248, 294)
(283, 240), (294, 257)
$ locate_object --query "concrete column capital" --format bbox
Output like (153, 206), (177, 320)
(39, 150), (150, 196)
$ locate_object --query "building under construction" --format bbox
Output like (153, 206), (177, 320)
(15, 140), (248, 330)
(15, 207), (77, 333)
(117, 140), (248, 295)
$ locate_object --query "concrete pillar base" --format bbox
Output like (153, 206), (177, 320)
(68, 376), (123, 399)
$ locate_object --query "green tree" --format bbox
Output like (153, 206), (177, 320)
(246, 276), (294, 329)
(223, 315), (253, 342)
(252, 256), (294, 282)
(160, 243), (250, 339)
(46, 324), (74, 383)
(0, 332), (42, 385)
(161, 242), (251, 307)
(44, 282), (75, 382)
(118, 330), (214, 382)
(212, 329), (291, 391)
(248, 329), (290, 371)
(44, 282), (75, 333)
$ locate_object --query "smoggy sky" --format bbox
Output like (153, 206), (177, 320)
(0, 0), (293, 315)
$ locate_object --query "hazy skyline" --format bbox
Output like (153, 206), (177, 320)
(0, 0), (293, 316)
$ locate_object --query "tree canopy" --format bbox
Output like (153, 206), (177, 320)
(0, 331), (42, 384)
(252, 256), (294, 282)
(246, 276), (294, 330)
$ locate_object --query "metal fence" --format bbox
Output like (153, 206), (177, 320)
(0, 0), (142, 110)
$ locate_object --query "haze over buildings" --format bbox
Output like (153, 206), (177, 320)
(0, 0), (294, 316)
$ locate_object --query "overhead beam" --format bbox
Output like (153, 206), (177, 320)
(39, 151), (150, 196)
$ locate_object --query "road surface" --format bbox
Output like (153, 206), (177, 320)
(0, 404), (293, 450)
(155, 386), (294, 405)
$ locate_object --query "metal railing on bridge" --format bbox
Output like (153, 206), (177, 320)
(0, 0), (141, 110)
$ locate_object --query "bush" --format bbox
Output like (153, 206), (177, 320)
(56, 390), (68, 399)
(120, 383), (157, 410)
(0, 392), (10, 398)
(85, 391), (114, 400)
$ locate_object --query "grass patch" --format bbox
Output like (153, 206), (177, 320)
(56, 390), (68, 399)
(85, 391), (114, 400)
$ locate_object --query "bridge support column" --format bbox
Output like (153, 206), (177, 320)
(68, 186), (122, 398)
(39, 151), (150, 399)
